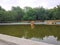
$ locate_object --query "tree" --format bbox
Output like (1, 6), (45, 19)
(12, 6), (24, 21)
(5, 11), (18, 22)
(51, 5), (60, 20)
(0, 5), (60, 23)
(0, 6), (5, 11)
(23, 7), (36, 20)
(0, 6), (6, 23)
(34, 7), (49, 20)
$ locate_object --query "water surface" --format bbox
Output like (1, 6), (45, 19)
(0, 25), (60, 45)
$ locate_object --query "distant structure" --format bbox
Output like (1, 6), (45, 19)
(45, 20), (60, 25)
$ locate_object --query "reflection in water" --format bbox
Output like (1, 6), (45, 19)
(23, 29), (60, 45)
(0, 25), (60, 45)
(22, 25), (60, 45)
(31, 36), (60, 45)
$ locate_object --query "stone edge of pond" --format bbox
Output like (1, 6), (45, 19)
(0, 34), (54, 45)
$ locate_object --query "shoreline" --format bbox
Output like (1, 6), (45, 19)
(0, 23), (60, 25)
(0, 34), (54, 45)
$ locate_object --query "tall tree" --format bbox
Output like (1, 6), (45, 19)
(12, 6), (24, 21)
(34, 7), (49, 20)
(23, 7), (36, 20)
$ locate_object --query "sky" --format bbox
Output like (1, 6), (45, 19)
(0, 0), (60, 10)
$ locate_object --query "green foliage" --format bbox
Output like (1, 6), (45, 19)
(23, 7), (36, 20)
(34, 7), (49, 20)
(0, 5), (60, 22)
(12, 6), (25, 21)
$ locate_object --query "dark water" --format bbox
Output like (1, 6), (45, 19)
(22, 25), (60, 45)
(0, 25), (60, 45)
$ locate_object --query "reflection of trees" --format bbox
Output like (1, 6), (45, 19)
(0, 25), (60, 41)
(24, 25), (60, 41)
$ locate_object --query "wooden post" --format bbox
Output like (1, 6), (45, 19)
(31, 21), (35, 29)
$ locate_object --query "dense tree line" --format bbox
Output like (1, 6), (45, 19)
(0, 5), (60, 23)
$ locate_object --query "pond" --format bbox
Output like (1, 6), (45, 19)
(0, 25), (60, 45)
